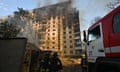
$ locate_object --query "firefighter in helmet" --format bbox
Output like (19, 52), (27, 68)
(81, 53), (88, 72)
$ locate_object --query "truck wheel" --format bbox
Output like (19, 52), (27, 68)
(96, 62), (119, 72)
(95, 57), (120, 72)
(105, 70), (116, 72)
(104, 69), (117, 72)
(104, 65), (119, 72)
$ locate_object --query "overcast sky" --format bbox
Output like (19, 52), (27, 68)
(0, 0), (115, 30)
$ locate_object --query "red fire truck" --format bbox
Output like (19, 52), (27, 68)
(83, 6), (120, 72)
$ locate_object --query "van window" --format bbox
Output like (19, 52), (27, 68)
(113, 12), (120, 33)
(88, 25), (101, 42)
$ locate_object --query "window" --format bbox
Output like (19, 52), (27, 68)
(53, 25), (55, 27)
(48, 33), (50, 35)
(53, 29), (56, 31)
(88, 25), (101, 42)
(47, 47), (49, 49)
(58, 16), (60, 19)
(69, 31), (72, 34)
(48, 29), (50, 32)
(48, 37), (50, 40)
(52, 33), (55, 35)
(63, 36), (66, 39)
(63, 27), (66, 30)
(63, 32), (66, 34)
(58, 48), (60, 50)
(68, 26), (71, 29)
(113, 12), (120, 33)
(52, 42), (55, 44)
(70, 40), (72, 43)
(70, 45), (73, 48)
(64, 51), (66, 54)
(70, 51), (73, 54)
(52, 37), (55, 40)
(64, 41), (66, 43)
(64, 45), (66, 48)
(53, 20), (55, 24)
(69, 36), (72, 38)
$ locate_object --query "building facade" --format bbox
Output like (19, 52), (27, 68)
(32, 1), (81, 57)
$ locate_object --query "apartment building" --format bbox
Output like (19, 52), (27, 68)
(32, 1), (81, 57)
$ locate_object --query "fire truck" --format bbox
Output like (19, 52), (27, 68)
(83, 6), (120, 72)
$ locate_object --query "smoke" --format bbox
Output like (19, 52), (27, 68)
(45, 0), (52, 6)
(57, 0), (71, 3)
(35, 0), (76, 8)
(34, 0), (116, 32)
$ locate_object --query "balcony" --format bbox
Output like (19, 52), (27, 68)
(74, 36), (80, 39)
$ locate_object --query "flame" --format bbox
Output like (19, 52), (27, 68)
(62, 15), (65, 19)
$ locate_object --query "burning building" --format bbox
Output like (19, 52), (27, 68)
(32, 1), (81, 57)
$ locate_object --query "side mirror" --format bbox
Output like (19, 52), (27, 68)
(87, 41), (89, 45)
(83, 30), (87, 43)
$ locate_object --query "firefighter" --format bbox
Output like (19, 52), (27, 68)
(49, 52), (63, 72)
(41, 53), (51, 72)
(81, 53), (88, 72)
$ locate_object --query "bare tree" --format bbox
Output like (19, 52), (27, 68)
(106, 0), (120, 10)
(0, 21), (20, 38)
(14, 8), (29, 17)
(91, 16), (101, 24)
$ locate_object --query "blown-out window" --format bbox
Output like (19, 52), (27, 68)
(113, 12), (120, 33)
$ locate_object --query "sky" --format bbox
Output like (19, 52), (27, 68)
(0, 0), (115, 30)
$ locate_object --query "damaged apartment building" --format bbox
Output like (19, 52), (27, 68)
(32, 1), (81, 57)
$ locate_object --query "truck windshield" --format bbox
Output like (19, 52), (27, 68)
(88, 25), (101, 42)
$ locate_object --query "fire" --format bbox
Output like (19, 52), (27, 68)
(62, 16), (65, 19)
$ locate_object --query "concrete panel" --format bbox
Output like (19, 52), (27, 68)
(0, 38), (27, 72)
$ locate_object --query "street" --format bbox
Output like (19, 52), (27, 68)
(63, 64), (82, 72)
(62, 58), (82, 72)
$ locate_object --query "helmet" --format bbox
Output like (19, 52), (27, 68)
(82, 54), (86, 59)
(53, 52), (58, 57)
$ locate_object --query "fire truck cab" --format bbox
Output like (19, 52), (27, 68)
(84, 6), (120, 72)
